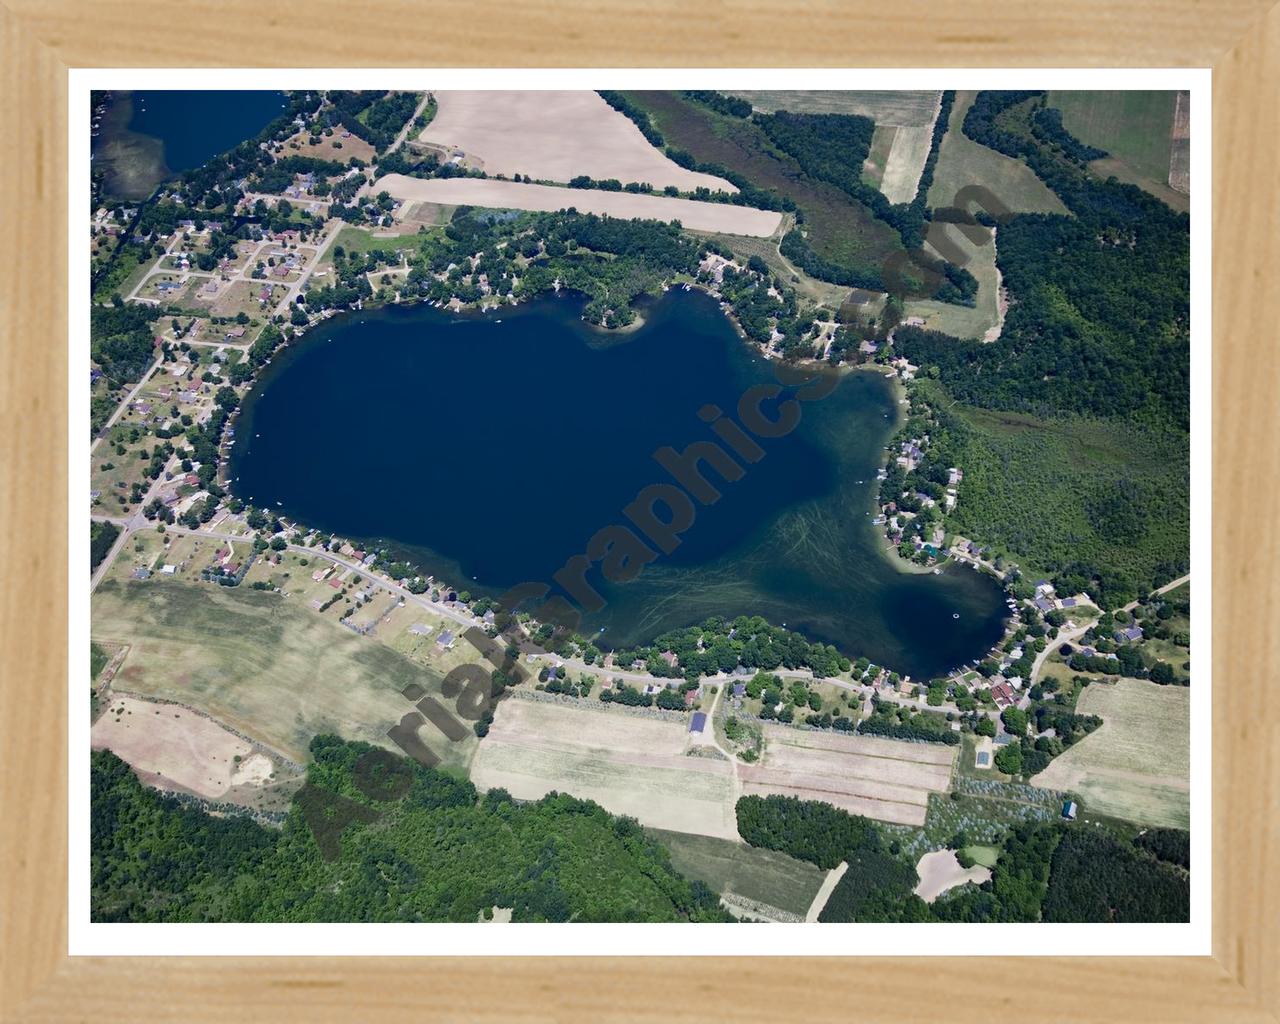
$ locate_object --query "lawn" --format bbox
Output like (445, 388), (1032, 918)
(647, 828), (826, 918)
(91, 576), (473, 769)
(927, 91), (1067, 217)
(962, 844), (999, 868)
(1031, 678), (1189, 828)
(90, 642), (110, 680)
(1047, 90), (1184, 210)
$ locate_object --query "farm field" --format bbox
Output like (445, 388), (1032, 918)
(628, 91), (905, 282)
(1048, 90), (1187, 211)
(927, 91), (1067, 216)
(91, 577), (473, 769)
(648, 827), (825, 919)
(1032, 678), (1190, 828)
(878, 124), (936, 204)
(861, 125), (896, 188)
(731, 90), (941, 126)
(469, 696), (739, 840)
(905, 221), (1002, 340)
(91, 694), (299, 814)
(372, 174), (784, 238)
(740, 725), (955, 827)
(417, 91), (734, 193)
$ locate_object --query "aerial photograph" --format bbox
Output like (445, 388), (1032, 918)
(87, 86), (1192, 926)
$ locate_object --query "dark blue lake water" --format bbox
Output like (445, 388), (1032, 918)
(229, 290), (1007, 677)
(128, 90), (289, 173)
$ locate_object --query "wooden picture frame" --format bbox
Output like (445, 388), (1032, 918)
(2, 2), (1276, 1018)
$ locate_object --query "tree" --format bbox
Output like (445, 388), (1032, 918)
(994, 742), (1024, 776)
(1001, 706), (1029, 736)
(975, 717), (996, 737)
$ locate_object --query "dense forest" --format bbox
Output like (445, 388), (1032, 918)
(92, 739), (732, 922)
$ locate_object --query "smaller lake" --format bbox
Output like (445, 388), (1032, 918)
(127, 90), (289, 173)
(94, 90), (289, 199)
(229, 290), (1009, 678)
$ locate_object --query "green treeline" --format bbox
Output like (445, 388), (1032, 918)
(91, 739), (732, 923)
(91, 302), (157, 386)
(90, 521), (120, 572)
(609, 615), (851, 683)
(735, 794), (881, 870)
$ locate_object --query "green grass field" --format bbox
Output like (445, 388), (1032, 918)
(92, 577), (474, 768)
(91, 642), (110, 681)
(647, 828), (826, 917)
(1047, 90), (1183, 210)
(1032, 678), (1189, 828)
(927, 91), (1068, 216)
(962, 844), (999, 868)
(904, 220), (1001, 339)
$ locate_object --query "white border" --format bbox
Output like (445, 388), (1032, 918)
(70, 68), (1212, 956)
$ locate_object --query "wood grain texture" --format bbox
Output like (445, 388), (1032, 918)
(1, 0), (1277, 1019)
(3, 0), (1278, 66)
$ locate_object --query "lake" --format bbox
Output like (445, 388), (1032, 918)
(93, 90), (288, 199)
(229, 290), (1008, 678)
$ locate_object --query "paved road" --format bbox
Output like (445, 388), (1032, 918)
(91, 356), (162, 453)
(805, 861), (849, 923)
(1028, 572), (1191, 686)
(272, 219), (346, 318)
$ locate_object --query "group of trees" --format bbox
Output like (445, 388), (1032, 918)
(609, 615), (851, 684)
(858, 695), (960, 744)
(91, 737), (733, 923)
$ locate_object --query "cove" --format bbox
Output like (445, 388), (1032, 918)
(229, 289), (1008, 678)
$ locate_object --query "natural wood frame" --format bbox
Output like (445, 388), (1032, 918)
(2, 2), (1277, 1019)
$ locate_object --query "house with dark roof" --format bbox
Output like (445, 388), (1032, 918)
(688, 712), (707, 734)
(1034, 597), (1055, 613)
(1114, 625), (1144, 642)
